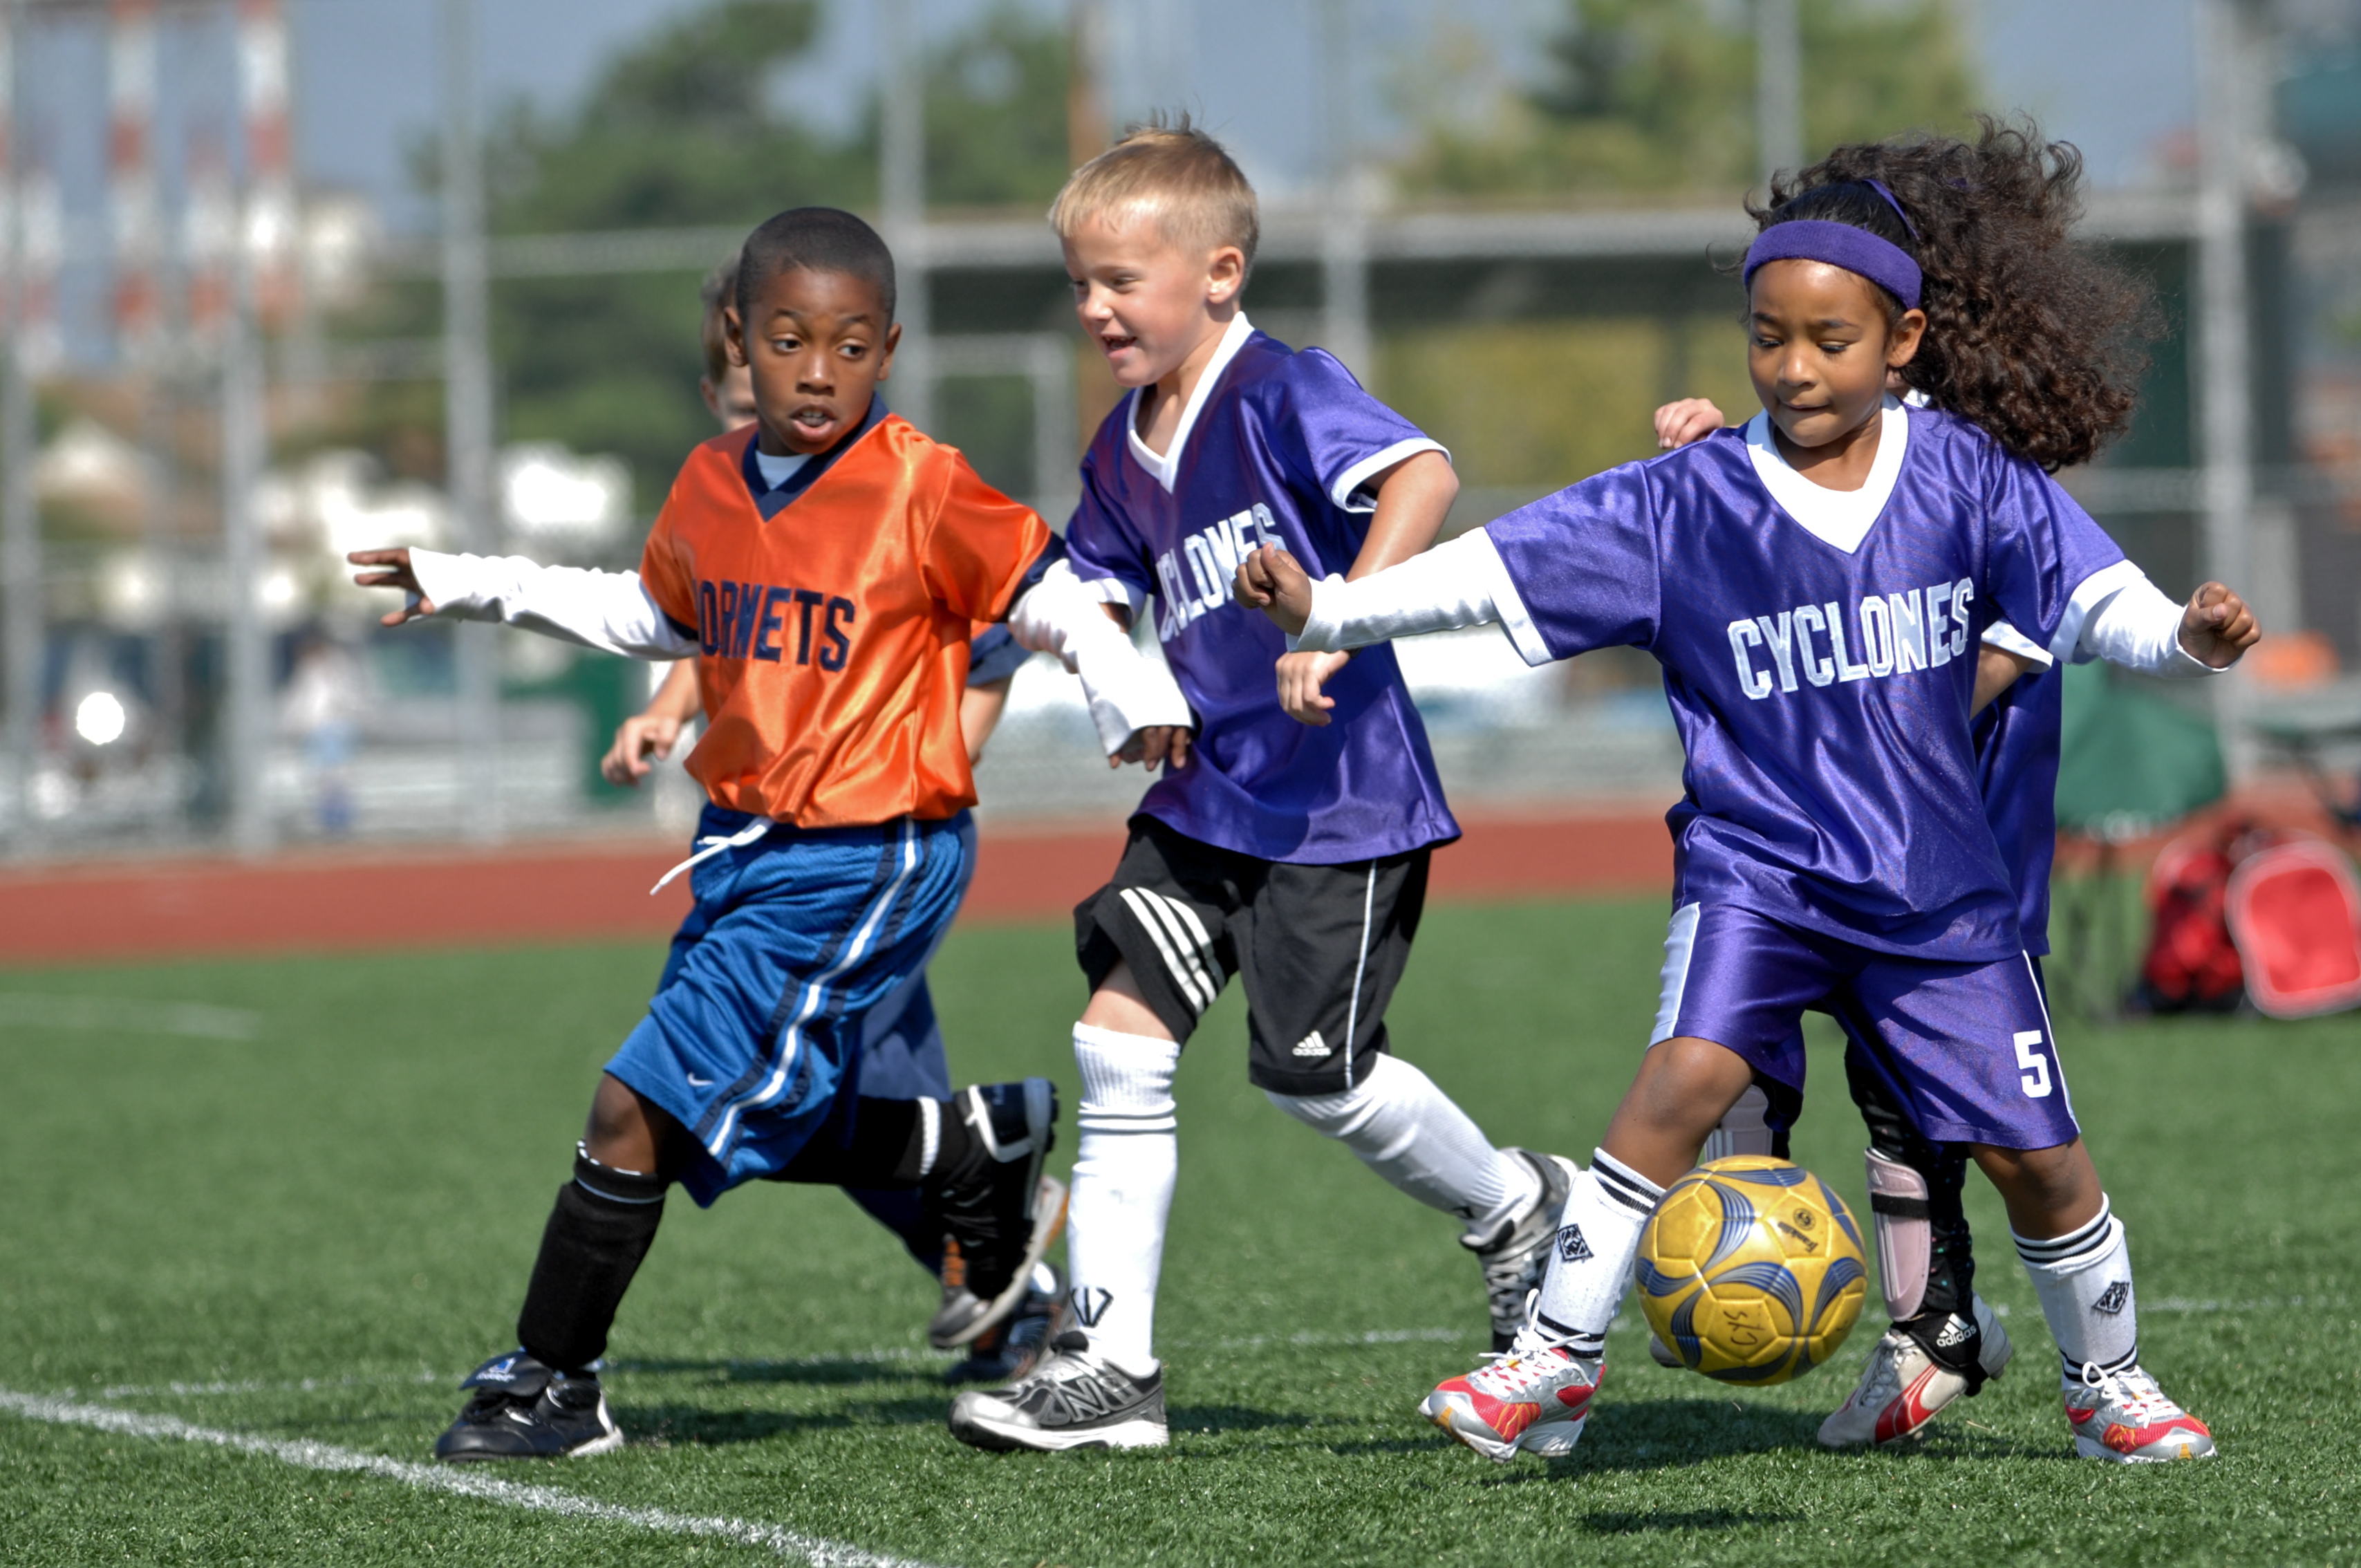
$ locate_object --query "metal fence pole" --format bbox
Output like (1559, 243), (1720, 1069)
(0, 0), (39, 850)
(879, 0), (931, 433)
(1318, 0), (1371, 379)
(2194, 0), (2255, 775)
(222, 213), (272, 855)
(440, 0), (500, 840)
(1756, 0), (1802, 192)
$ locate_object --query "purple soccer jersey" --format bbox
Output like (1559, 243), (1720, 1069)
(1975, 664), (2063, 954)
(1064, 315), (1459, 864)
(1485, 400), (2124, 963)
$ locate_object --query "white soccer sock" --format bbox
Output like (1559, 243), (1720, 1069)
(1064, 1023), (1181, 1376)
(2013, 1196), (2138, 1381)
(1533, 1149), (1664, 1356)
(1266, 1054), (1538, 1224)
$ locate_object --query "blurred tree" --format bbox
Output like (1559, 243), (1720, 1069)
(309, 0), (1072, 517)
(1392, 0), (1979, 200)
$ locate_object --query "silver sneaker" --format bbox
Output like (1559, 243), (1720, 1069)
(948, 1329), (1168, 1451)
(2063, 1362), (2215, 1462)
(1459, 1150), (1578, 1352)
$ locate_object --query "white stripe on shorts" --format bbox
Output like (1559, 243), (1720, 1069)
(1651, 902), (1703, 1045)
(707, 820), (922, 1158)
(1119, 887), (1217, 1015)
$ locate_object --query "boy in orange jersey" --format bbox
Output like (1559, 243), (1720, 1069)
(352, 207), (1189, 1461)
(601, 249), (1054, 1385)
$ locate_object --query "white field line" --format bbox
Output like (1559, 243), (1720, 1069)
(0, 993), (260, 1040)
(95, 1371), (449, 1400)
(0, 1388), (948, 1568)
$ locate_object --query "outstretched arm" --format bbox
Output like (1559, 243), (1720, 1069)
(1271, 451), (1461, 726)
(1008, 559), (1195, 768)
(1238, 530), (1523, 724)
(2069, 570), (2259, 675)
(349, 547), (698, 660)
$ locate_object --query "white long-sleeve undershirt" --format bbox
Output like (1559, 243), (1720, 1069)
(404, 548), (1192, 755)
(408, 550), (696, 659)
(1289, 532), (2222, 680)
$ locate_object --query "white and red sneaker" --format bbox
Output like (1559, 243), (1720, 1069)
(1419, 1320), (1601, 1464)
(1818, 1295), (2013, 1449)
(2064, 1363), (2215, 1462)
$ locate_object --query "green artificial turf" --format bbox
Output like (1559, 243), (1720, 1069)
(1, 897), (2357, 1565)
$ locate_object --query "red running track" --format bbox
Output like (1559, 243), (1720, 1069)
(0, 808), (1677, 966)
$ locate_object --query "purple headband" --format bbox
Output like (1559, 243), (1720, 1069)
(1744, 220), (1923, 310)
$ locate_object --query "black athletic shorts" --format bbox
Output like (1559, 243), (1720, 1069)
(1074, 814), (1430, 1095)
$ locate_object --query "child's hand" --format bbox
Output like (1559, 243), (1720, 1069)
(2180, 582), (2260, 669)
(1115, 725), (1192, 772)
(602, 712), (685, 787)
(347, 548), (433, 626)
(1276, 649), (1350, 727)
(1233, 545), (1314, 635)
(1654, 398), (1728, 450)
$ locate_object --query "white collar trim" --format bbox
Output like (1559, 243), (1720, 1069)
(1744, 396), (1910, 555)
(1126, 312), (1255, 492)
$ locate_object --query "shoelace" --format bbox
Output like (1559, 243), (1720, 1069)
(1475, 1309), (1590, 1393)
(650, 815), (776, 894)
(2078, 1364), (2178, 1422)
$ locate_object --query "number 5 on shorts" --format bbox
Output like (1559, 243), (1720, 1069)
(2013, 1029), (2052, 1098)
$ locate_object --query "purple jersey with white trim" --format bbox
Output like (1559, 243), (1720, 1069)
(1975, 665), (2062, 955)
(1486, 402), (2121, 961)
(1065, 326), (1459, 864)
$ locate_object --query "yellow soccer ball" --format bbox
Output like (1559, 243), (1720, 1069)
(1634, 1155), (1868, 1385)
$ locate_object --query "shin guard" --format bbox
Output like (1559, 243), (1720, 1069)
(1865, 1148), (1933, 1323)
(515, 1146), (667, 1374)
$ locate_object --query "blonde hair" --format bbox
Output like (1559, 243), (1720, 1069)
(1049, 118), (1258, 275)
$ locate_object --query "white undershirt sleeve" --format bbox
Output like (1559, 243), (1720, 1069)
(1009, 558), (1195, 754)
(1289, 530), (1550, 665)
(2069, 568), (2216, 678)
(407, 549), (698, 660)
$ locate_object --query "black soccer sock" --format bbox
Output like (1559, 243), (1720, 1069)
(765, 1097), (978, 1187)
(514, 1146), (669, 1374)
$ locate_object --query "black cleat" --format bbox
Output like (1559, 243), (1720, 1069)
(945, 1262), (1068, 1385)
(929, 1079), (1063, 1351)
(1460, 1149), (1578, 1353)
(949, 1330), (1168, 1450)
(433, 1350), (623, 1462)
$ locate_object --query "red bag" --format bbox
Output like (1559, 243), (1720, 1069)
(2134, 828), (2248, 1012)
(2227, 840), (2361, 1018)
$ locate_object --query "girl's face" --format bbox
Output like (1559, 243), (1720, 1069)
(1746, 259), (1926, 449)
(1061, 211), (1244, 389)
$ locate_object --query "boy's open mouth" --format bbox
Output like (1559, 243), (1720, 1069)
(1101, 333), (1138, 354)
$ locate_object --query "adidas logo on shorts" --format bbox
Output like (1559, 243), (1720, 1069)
(1291, 1029), (1329, 1058)
(2092, 1280), (2131, 1315)
(1556, 1224), (1592, 1263)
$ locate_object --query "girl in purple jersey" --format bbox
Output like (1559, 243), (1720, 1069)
(1242, 120), (2259, 1466)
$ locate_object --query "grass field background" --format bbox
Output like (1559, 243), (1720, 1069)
(3, 895), (2358, 1565)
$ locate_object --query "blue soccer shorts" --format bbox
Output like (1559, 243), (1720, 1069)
(1652, 902), (2079, 1151)
(608, 804), (976, 1206)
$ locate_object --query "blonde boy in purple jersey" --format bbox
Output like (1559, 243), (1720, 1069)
(946, 123), (1574, 1453)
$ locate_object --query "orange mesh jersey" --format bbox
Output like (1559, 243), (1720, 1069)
(637, 416), (1051, 828)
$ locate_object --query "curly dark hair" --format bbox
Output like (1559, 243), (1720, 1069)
(1748, 116), (2163, 472)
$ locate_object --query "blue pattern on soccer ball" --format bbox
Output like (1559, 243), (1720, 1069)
(1702, 1182), (1757, 1271)
(1811, 1256), (1867, 1327)
(1634, 1258), (1695, 1299)
(1665, 1293), (1705, 1370)
(1829, 1192), (1865, 1254)
(1712, 1258), (1805, 1327)
(1718, 1164), (1811, 1188)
